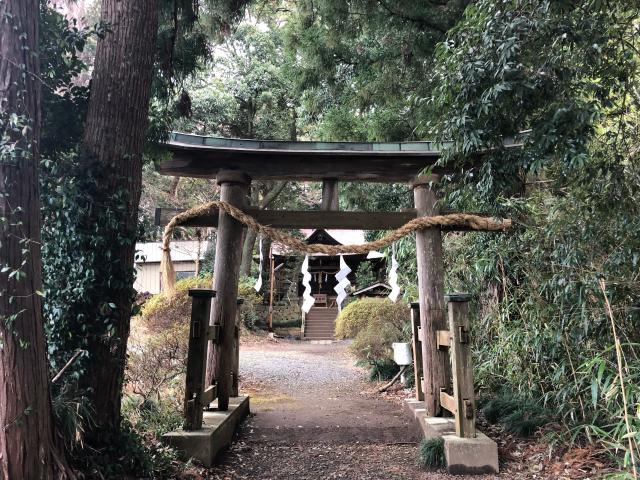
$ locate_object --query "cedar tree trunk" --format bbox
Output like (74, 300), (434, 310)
(0, 1), (70, 477)
(80, 0), (159, 431)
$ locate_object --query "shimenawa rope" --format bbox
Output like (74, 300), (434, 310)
(160, 200), (512, 293)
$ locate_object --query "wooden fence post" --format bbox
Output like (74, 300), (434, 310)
(184, 289), (216, 431)
(446, 293), (476, 438)
(231, 298), (244, 397)
(410, 302), (425, 401)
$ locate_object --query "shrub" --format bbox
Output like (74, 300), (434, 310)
(140, 275), (213, 326)
(51, 382), (94, 454)
(141, 274), (261, 331)
(335, 298), (410, 369)
(238, 278), (262, 330)
(417, 437), (445, 469)
(481, 390), (549, 437)
(273, 318), (302, 328)
(365, 359), (401, 381)
(127, 315), (188, 405)
(127, 275), (262, 405)
(122, 396), (183, 439)
(335, 298), (408, 339)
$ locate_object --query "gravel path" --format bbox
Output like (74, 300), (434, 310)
(238, 340), (363, 390)
(201, 339), (506, 480)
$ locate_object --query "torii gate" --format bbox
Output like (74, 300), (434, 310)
(157, 132), (505, 472)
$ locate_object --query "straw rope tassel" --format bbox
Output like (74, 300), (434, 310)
(161, 223), (178, 293)
(159, 200), (513, 293)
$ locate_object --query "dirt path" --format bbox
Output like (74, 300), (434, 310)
(202, 340), (503, 480)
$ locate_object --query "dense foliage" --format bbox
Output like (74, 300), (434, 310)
(42, 155), (138, 378)
(335, 298), (410, 367)
(284, 0), (469, 141)
(429, 0), (640, 468)
(278, 0), (640, 468)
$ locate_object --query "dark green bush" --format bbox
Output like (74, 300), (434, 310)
(481, 393), (521, 424)
(363, 359), (400, 382)
(417, 437), (445, 469)
(481, 391), (549, 437)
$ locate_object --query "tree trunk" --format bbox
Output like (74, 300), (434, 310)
(168, 176), (180, 201)
(79, 0), (159, 431)
(261, 236), (272, 280)
(0, 1), (70, 477)
(240, 229), (258, 277)
(239, 181), (286, 277)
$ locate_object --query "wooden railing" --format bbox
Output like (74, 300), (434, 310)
(183, 289), (243, 431)
(411, 293), (476, 438)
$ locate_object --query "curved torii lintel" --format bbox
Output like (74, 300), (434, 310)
(160, 132), (445, 182)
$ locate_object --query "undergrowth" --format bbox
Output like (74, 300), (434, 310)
(417, 437), (445, 469)
(272, 318), (302, 328)
(480, 391), (550, 437)
(71, 421), (182, 479)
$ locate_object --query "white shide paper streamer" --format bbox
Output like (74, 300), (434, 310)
(254, 237), (263, 292)
(333, 255), (352, 311)
(388, 246), (401, 302)
(301, 255), (315, 313)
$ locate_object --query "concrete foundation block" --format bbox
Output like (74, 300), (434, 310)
(443, 432), (499, 475)
(162, 395), (250, 467)
(404, 398), (499, 475)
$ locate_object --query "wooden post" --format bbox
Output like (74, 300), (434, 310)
(231, 298), (243, 397)
(267, 245), (275, 332)
(184, 289), (216, 430)
(321, 179), (339, 210)
(410, 302), (425, 401)
(412, 175), (450, 416)
(446, 293), (476, 438)
(206, 170), (249, 411)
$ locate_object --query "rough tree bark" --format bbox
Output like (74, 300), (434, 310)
(168, 176), (180, 201)
(0, 1), (70, 477)
(239, 181), (286, 277)
(80, 0), (159, 431)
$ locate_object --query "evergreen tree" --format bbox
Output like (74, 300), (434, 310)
(285, 0), (469, 141)
(0, 1), (72, 477)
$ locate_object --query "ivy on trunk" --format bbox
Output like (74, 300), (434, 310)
(78, 0), (160, 432)
(0, 0), (71, 477)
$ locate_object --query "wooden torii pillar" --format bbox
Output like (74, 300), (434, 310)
(412, 175), (450, 417)
(205, 169), (250, 411)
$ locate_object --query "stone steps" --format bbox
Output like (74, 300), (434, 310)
(304, 307), (338, 340)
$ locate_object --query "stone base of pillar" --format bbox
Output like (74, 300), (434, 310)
(404, 398), (499, 475)
(162, 396), (250, 467)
